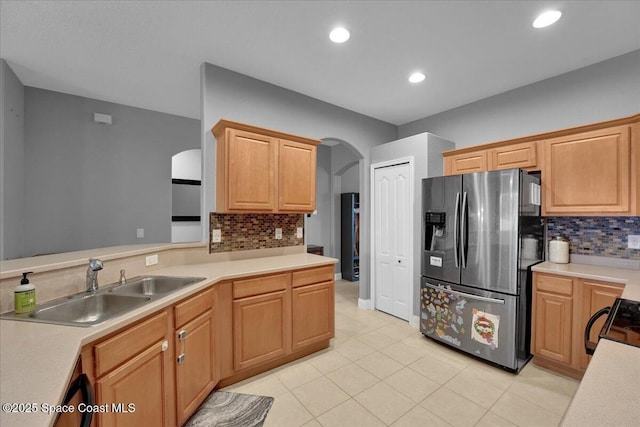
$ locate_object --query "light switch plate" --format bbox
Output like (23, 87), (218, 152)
(212, 229), (222, 243)
(296, 227), (303, 239)
(628, 235), (640, 249)
(136, 228), (144, 238)
(275, 228), (283, 240)
(145, 254), (158, 267)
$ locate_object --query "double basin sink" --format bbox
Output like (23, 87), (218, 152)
(1, 276), (205, 327)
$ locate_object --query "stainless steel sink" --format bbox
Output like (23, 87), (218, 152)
(110, 276), (205, 296)
(0, 275), (206, 327)
(0, 293), (151, 327)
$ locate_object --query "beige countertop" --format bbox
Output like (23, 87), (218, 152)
(0, 252), (337, 427)
(532, 261), (640, 426)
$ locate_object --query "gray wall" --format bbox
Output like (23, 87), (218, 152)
(21, 87), (200, 257)
(201, 63), (397, 301)
(1, 60), (25, 260)
(398, 50), (640, 147)
(340, 164), (359, 194)
(370, 133), (454, 316)
(306, 144), (332, 251)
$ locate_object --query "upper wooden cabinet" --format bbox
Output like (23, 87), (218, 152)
(444, 141), (540, 175)
(490, 141), (539, 171)
(212, 120), (319, 213)
(442, 113), (639, 216)
(279, 139), (317, 211)
(543, 125), (633, 215)
(444, 150), (488, 175)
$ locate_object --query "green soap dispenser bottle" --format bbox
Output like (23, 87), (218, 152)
(14, 272), (36, 314)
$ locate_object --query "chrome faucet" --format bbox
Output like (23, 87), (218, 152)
(86, 258), (104, 293)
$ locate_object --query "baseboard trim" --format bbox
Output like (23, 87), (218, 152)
(358, 298), (373, 310)
(334, 273), (342, 280)
(409, 315), (420, 329)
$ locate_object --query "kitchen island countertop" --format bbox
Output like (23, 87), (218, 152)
(0, 250), (337, 427)
(532, 261), (640, 426)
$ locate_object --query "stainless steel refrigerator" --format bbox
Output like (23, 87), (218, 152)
(420, 168), (543, 372)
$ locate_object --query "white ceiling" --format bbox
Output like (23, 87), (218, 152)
(2, 1), (639, 126)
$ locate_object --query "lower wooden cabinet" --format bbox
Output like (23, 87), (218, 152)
(578, 280), (624, 370)
(78, 264), (335, 426)
(84, 311), (174, 427)
(233, 289), (292, 371)
(532, 272), (624, 379)
(96, 339), (172, 427)
(231, 266), (334, 372)
(533, 288), (573, 365)
(174, 289), (216, 426)
(292, 281), (335, 350)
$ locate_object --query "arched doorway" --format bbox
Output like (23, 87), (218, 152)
(305, 138), (363, 280)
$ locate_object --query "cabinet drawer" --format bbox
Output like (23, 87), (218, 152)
(175, 288), (215, 329)
(535, 273), (573, 296)
(94, 311), (168, 377)
(233, 273), (290, 299)
(292, 265), (334, 288)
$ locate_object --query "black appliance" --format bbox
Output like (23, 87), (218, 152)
(585, 298), (640, 354)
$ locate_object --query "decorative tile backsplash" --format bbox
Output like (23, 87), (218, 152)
(209, 213), (304, 253)
(546, 217), (640, 259)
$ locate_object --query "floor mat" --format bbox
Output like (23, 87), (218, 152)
(185, 391), (274, 427)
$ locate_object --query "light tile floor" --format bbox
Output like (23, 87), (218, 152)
(222, 280), (579, 426)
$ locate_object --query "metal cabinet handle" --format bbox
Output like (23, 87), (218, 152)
(177, 354), (186, 364)
(178, 330), (187, 340)
(423, 282), (505, 304)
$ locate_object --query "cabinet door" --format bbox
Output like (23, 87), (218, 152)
(233, 290), (291, 371)
(578, 280), (624, 370)
(490, 141), (539, 171)
(543, 125), (631, 215)
(225, 129), (277, 211)
(533, 291), (573, 365)
(532, 273), (574, 366)
(278, 139), (317, 212)
(175, 310), (215, 425)
(96, 340), (172, 427)
(292, 281), (335, 350)
(444, 150), (488, 175)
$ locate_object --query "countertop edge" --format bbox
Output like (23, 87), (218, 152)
(0, 253), (337, 427)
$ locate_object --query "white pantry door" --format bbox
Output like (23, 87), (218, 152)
(373, 162), (411, 320)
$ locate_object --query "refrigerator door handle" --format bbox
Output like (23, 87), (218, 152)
(461, 191), (468, 268)
(424, 282), (506, 304)
(454, 192), (460, 268)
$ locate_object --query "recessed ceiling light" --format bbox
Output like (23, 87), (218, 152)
(329, 27), (350, 43)
(408, 72), (426, 83)
(533, 10), (562, 28)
